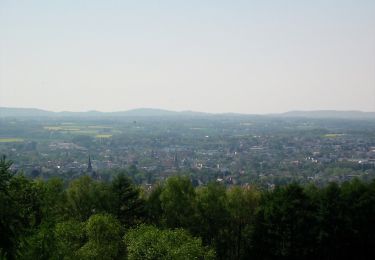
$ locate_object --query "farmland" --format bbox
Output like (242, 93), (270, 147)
(0, 115), (375, 186)
(0, 138), (24, 143)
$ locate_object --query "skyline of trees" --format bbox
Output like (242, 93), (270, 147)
(1, 156), (375, 259)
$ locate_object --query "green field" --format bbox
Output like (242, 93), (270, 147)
(324, 133), (345, 138)
(42, 123), (116, 138)
(0, 138), (24, 143)
(44, 125), (81, 131)
(44, 126), (63, 131)
(88, 125), (113, 129)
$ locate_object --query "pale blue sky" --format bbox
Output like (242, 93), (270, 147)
(1, 0), (374, 113)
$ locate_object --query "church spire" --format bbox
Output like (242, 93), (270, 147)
(87, 155), (93, 172)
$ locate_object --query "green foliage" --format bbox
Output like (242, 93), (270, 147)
(0, 156), (13, 192)
(0, 156), (20, 259)
(66, 176), (112, 221)
(110, 173), (145, 227)
(317, 179), (375, 258)
(195, 182), (230, 258)
(160, 176), (197, 229)
(196, 182), (228, 241)
(226, 186), (260, 259)
(20, 223), (56, 260)
(54, 220), (85, 259)
(54, 214), (124, 260)
(2, 155), (375, 260)
(125, 225), (215, 260)
(77, 214), (124, 260)
(9, 175), (44, 228)
(144, 184), (164, 225)
(253, 184), (318, 258)
(41, 178), (67, 223)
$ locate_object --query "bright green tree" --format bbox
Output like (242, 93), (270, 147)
(125, 225), (215, 260)
(160, 176), (197, 229)
(77, 214), (124, 260)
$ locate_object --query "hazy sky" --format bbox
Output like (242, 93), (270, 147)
(1, 0), (374, 114)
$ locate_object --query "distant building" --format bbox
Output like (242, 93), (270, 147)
(87, 155), (93, 173)
(87, 155), (101, 180)
(173, 153), (179, 169)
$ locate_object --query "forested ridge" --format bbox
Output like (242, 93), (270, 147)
(1, 156), (375, 260)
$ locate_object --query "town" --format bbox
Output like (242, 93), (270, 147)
(1, 113), (375, 189)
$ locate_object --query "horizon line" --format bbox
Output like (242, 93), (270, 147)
(1, 106), (375, 115)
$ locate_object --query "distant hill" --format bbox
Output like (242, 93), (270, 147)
(0, 107), (53, 117)
(0, 107), (208, 118)
(279, 110), (375, 119)
(0, 107), (374, 119)
(110, 108), (194, 117)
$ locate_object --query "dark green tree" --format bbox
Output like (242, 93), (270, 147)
(315, 182), (347, 258)
(227, 186), (260, 259)
(252, 183), (317, 259)
(145, 184), (164, 225)
(110, 173), (145, 227)
(196, 182), (230, 259)
(0, 156), (20, 259)
(66, 176), (112, 221)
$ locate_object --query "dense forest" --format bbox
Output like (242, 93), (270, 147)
(1, 156), (375, 259)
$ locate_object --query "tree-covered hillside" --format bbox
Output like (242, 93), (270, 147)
(1, 156), (375, 259)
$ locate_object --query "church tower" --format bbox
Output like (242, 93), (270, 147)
(87, 155), (93, 173)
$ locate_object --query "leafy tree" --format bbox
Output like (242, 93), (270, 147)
(18, 179), (67, 259)
(35, 178), (67, 224)
(0, 156), (21, 259)
(145, 184), (164, 225)
(252, 183), (317, 259)
(196, 182), (230, 258)
(54, 220), (85, 259)
(160, 176), (197, 229)
(125, 225), (215, 260)
(315, 182), (347, 258)
(77, 214), (124, 260)
(338, 179), (375, 258)
(355, 179), (375, 258)
(66, 176), (111, 221)
(1, 156), (59, 259)
(9, 175), (43, 228)
(0, 156), (13, 192)
(227, 186), (260, 259)
(20, 223), (56, 260)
